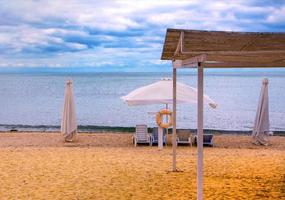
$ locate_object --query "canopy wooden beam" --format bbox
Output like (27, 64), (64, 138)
(161, 28), (285, 68)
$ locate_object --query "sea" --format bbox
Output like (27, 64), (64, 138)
(0, 69), (285, 132)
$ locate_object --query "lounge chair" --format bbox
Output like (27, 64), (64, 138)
(150, 127), (167, 145)
(133, 124), (152, 146)
(176, 130), (193, 146)
(194, 134), (214, 147)
(203, 134), (214, 146)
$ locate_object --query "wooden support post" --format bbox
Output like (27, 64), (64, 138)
(166, 104), (169, 146)
(197, 62), (204, 200)
(158, 127), (163, 150)
(172, 64), (177, 171)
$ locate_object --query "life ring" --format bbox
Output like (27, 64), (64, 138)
(156, 109), (173, 128)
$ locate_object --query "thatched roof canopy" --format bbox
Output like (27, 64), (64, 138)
(161, 29), (285, 68)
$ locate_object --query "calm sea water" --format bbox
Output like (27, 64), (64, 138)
(0, 70), (285, 131)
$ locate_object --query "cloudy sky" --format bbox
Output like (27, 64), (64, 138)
(0, 0), (284, 71)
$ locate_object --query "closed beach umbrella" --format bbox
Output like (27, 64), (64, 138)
(61, 80), (77, 142)
(122, 78), (217, 108)
(252, 78), (270, 145)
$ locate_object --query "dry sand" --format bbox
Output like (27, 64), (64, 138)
(0, 132), (284, 199)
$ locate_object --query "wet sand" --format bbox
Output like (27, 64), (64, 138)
(0, 132), (284, 199)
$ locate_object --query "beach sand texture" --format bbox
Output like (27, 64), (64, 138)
(0, 132), (284, 199)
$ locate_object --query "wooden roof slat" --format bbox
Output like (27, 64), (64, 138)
(161, 28), (285, 68)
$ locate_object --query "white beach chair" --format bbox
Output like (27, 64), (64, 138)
(133, 125), (152, 146)
(176, 130), (193, 147)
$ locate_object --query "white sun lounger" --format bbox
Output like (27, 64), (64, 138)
(176, 130), (193, 147)
(133, 124), (152, 146)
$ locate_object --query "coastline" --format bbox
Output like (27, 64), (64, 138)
(0, 131), (285, 150)
(1, 124), (285, 136)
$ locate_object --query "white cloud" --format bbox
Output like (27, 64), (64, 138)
(0, 0), (284, 69)
(267, 6), (285, 23)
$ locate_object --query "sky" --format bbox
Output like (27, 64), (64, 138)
(0, 0), (284, 72)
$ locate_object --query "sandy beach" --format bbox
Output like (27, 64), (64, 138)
(0, 132), (284, 199)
